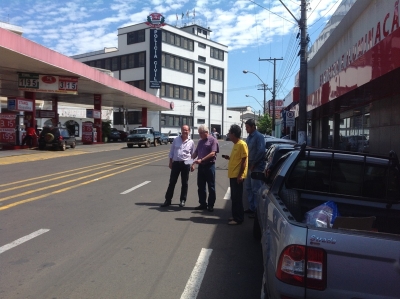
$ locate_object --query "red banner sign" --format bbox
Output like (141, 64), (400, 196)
(82, 122), (93, 143)
(0, 114), (16, 144)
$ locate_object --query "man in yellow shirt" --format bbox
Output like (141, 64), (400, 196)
(222, 124), (248, 225)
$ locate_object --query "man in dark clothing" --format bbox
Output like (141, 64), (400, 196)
(191, 125), (219, 212)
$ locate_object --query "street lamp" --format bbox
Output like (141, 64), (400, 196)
(245, 95), (263, 111)
(243, 70), (267, 117)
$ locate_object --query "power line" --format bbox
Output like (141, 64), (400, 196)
(308, 0), (322, 20)
(309, 0), (340, 28)
(248, 0), (297, 25)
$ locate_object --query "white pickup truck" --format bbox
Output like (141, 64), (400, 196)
(253, 145), (400, 299)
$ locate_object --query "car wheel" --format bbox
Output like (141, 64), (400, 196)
(60, 142), (66, 151)
(127, 144), (133, 148)
(70, 141), (76, 149)
(45, 133), (54, 143)
(138, 144), (142, 148)
(145, 140), (150, 148)
(39, 144), (45, 150)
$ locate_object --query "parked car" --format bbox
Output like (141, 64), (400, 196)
(126, 127), (157, 148)
(118, 130), (128, 141)
(168, 132), (179, 143)
(160, 133), (169, 145)
(153, 131), (162, 145)
(109, 129), (121, 142)
(252, 146), (400, 299)
(264, 143), (296, 175)
(264, 135), (297, 151)
(38, 127), (76, 151)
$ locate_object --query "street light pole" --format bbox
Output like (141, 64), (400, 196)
(245, 95), (263, 111)
(259, 57), (283, 137)
(243, 70), (268, 116)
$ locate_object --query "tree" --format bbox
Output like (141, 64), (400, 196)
(256, 114), (272, 135)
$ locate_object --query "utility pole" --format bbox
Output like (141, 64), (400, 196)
(277, 0), (308, 143)
(259, 57), (283, 137)
(298, 0), (308, 144)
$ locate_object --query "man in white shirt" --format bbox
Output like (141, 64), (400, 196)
(161, 125), (195, 208)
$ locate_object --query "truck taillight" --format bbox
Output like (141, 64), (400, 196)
(276, 245), (326, 290)
(58, 136), (63, 140)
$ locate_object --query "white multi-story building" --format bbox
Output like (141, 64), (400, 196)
(73, 21), (228, 138)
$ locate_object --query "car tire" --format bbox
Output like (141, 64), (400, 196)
(127, 144), (133, 148)
(45, 133), (54, 143)
(138, 144), (141, 148)
(70, 141), (76, 149)
(145, 140), (150, 148)
(39, 144), (45, 150)
(60, 142), (66, 151)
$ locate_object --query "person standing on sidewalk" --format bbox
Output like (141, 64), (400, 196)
(222, 124), (248, 225)
(244, 119), (266, 218)
(191, 125), (219, 212)
(161, 125), (195, 208)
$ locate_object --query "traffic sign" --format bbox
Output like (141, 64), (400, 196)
(286, 111), (295, 127)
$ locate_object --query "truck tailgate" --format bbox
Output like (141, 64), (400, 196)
(307, 228), (400, 298)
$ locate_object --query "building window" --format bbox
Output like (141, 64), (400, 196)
(198, 42), (206, 49)
(210, 66), (224, 81)
(198, 55), (206, 62)
(210, 47), (224, 61)
(161, 53), (193, 74)
(121, 55), (128, 69)
(162, 31), (194, 52)
(198, 67), (206, 74)
(95, 60), (103, 68)
(198, 91), (206, 97)
(126, 80), (145, 91)
(104, 58), (111, 70)
(127, 29), (145, 44)
(111, 57), (119, 71)
(161, 83), (193, 101)
(198, 105), (206, 111)
(161, 113), (193, 127)
(210, 92), (223, 105)
(138, 52), (145, 67)
(198, 78), (206, 84)
(197, 119), (205, 124)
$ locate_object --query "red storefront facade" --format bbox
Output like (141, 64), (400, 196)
(304, 0), (400, 155)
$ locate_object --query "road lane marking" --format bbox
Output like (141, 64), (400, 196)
(120, 181), (151, 194)
(0, 153), (167, 203)
(0, 229), (50, 254)
(180, 248), (213, 299)
(223, 187), (231, 200)
(0, 155), (167, 210)
(0, 150), (169, 189)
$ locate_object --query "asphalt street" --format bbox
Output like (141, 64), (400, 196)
(0, 141), (263, 299)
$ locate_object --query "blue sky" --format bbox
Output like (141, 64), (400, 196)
(0, 0), (340, 110)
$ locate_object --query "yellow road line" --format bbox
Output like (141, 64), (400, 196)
(0, 151), (168, 192)
(0, 155), (167, 211)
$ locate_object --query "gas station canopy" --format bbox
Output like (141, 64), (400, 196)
(0, 27), (171, 111)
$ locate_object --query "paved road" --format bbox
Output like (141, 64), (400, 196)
(0, 142), (263, 299)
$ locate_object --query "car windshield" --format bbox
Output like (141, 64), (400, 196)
(131, 129), (148, 134)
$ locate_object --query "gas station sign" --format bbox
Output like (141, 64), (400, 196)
(0, 114), (16, 144)
(18, 73), (79, 95)
(86, 109), (101, 119)
(7, 97), (34, 112)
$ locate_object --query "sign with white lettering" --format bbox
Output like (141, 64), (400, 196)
(149, 28), (162, 89)
(18, 73), (78, 94)
(286, 111), (295, 127)
(7, 97), (34, 112)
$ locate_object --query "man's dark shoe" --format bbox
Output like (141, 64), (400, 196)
(179, 201), (185, 207)
(160, 201), (171, 207)
(244, 208), (254, 214)
(207, 206), (214, 212)
(194, 204), (207, 210)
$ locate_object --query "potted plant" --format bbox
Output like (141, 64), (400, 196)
(102, 120), (112, 142)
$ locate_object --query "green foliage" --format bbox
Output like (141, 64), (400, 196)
(102, 120), (112, 141)
(256, 114), (272, 135)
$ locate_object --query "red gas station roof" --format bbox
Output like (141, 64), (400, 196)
(0, 27), (171, 111)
